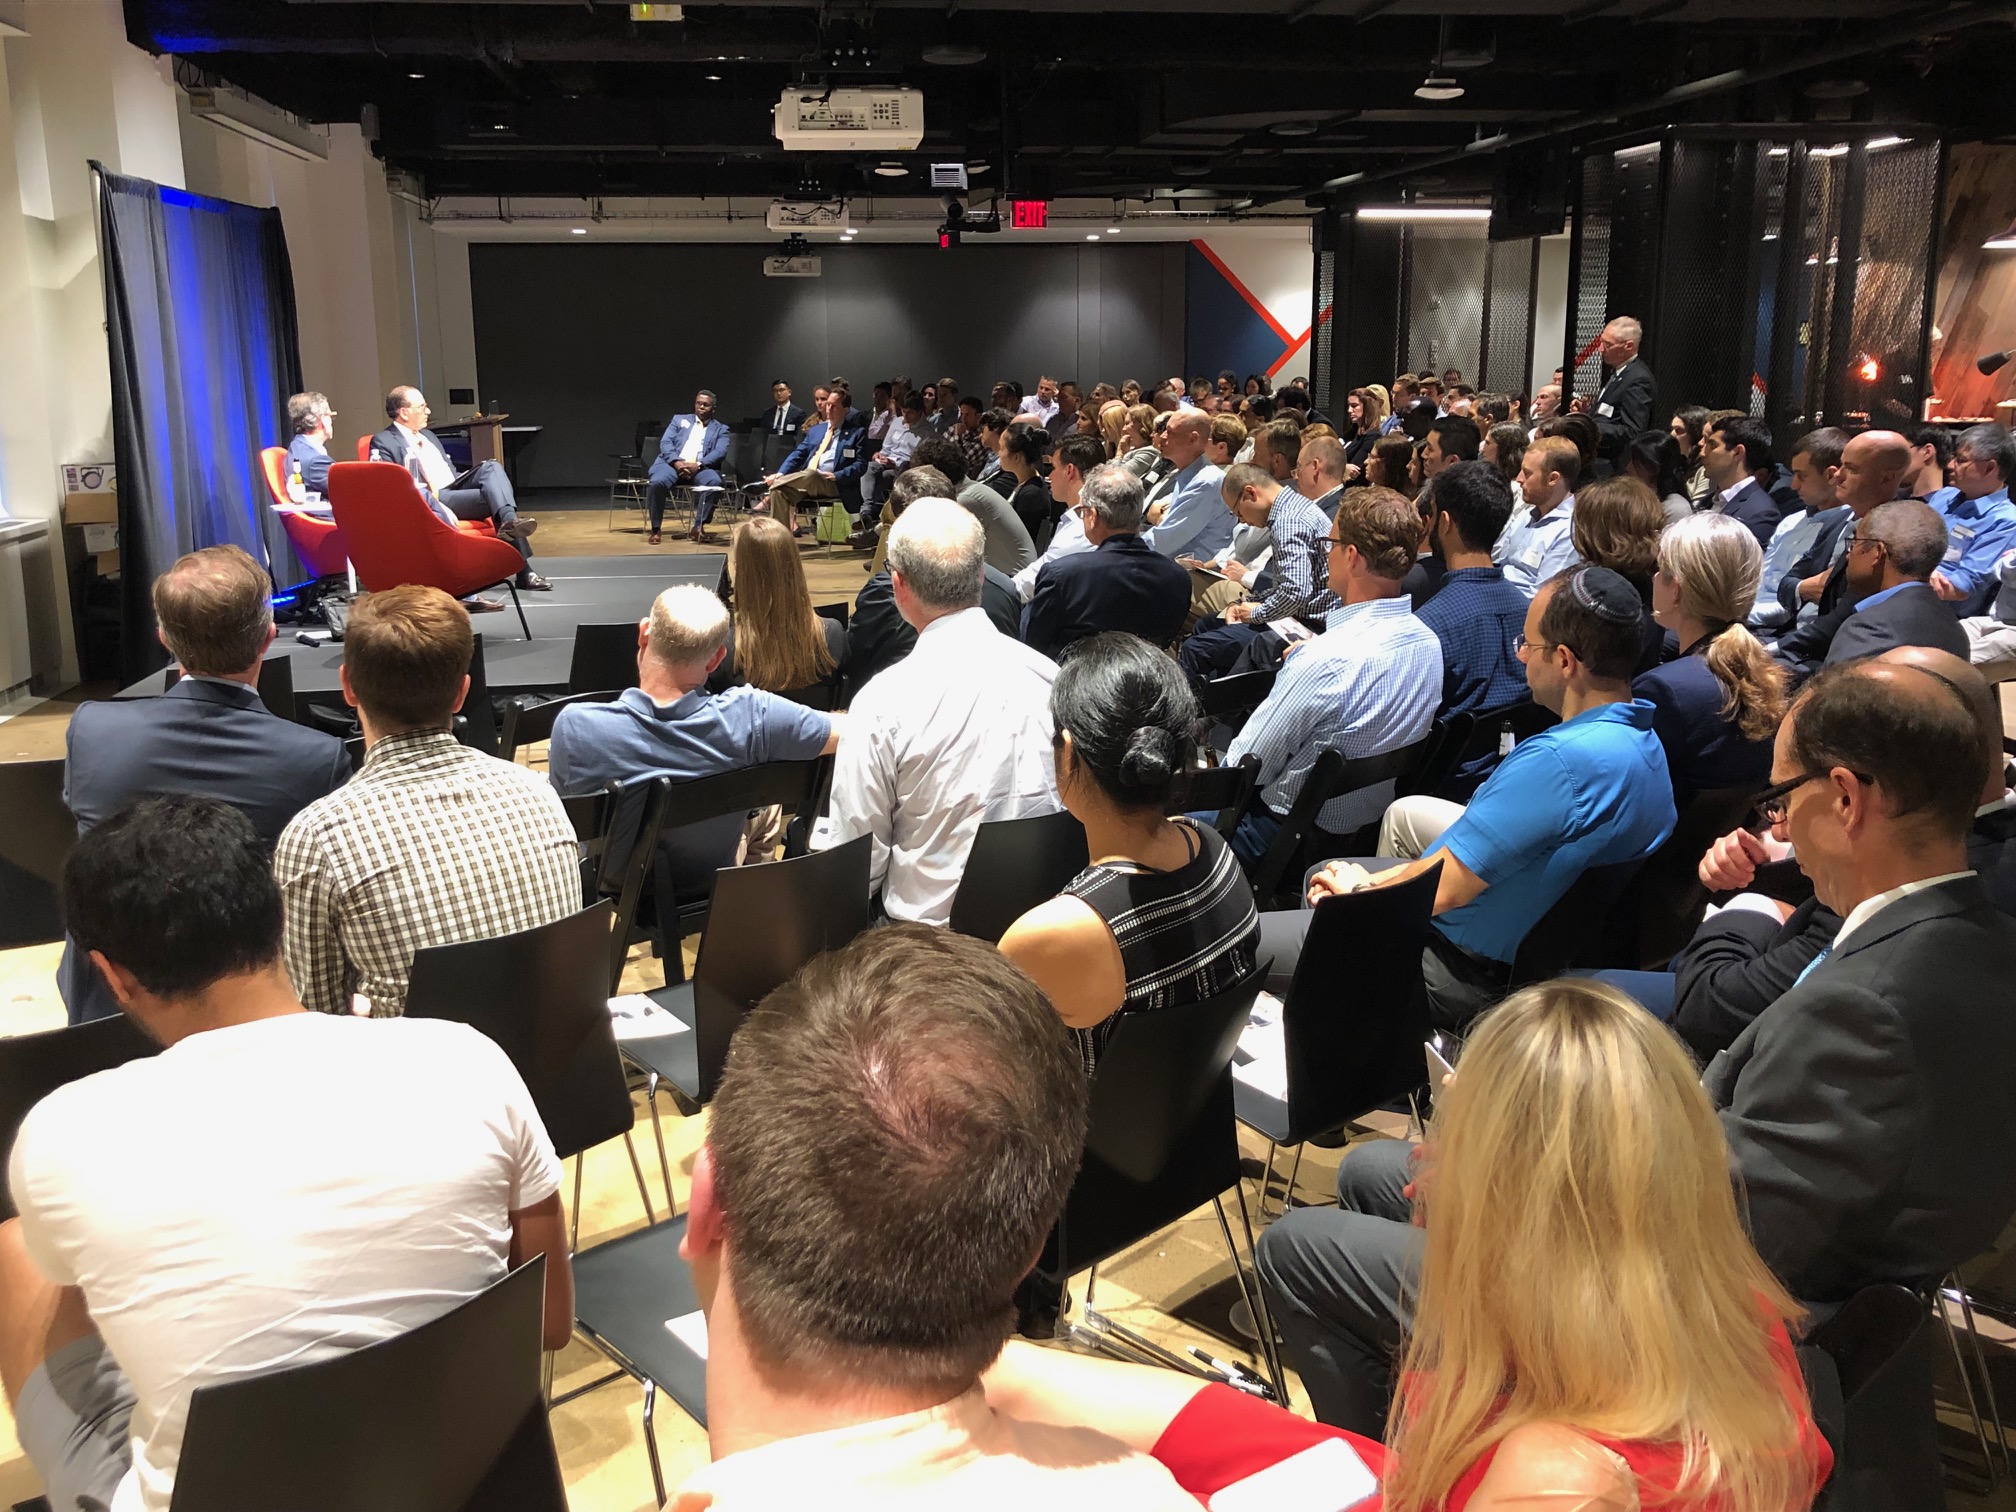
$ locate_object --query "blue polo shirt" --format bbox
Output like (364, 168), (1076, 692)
(547, 684), (831, 796)
(1429, 698), (1676, 963)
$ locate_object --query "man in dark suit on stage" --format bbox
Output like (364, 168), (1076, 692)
(1699, 415), (1784, 548)
(369, 386), (547, 590)
(283, 392), (336, 497)
(1570, 316), (1658, 476)
(60, 546), (350, 1025)
(647, 390), (731, 545)
(1774, 499), (1968, 680)
(1021, 463), (1190, 660)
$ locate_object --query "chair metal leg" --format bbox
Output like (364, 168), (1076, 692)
(1281, 1143), (1306, 1213)
(1257, 1138), (1280, 1217)
(1082, 1262), (1096, 1317)
(622, 1128), (657, 1225)
(1952, 1279), (2012, 1479)
(1939, 1283), (2000, 1488)
(640, 1376), (667, 1507)
(644, 1070), (676, 1215)
(1233, 1180), (1291, 1404)
(569, 1155), (583, 1254)
(505, 580), (531, 641)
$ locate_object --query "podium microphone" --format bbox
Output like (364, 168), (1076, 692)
(1977, 349), (2014, 376)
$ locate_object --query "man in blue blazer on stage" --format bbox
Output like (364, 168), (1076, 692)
(60, 546), (349, 1024)
(764, 385), (870, 535)
(648, 389), (732, 544)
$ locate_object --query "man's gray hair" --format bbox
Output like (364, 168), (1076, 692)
(1079, 464), (1146, 533)
(887, 498), (985, 610)
(646, 583), (731, 664)
(1862, 498), (1950, 580)
(1955, 423), (2016, 482)
(1220, 462), (1276, 504)
(1604, 316), (1644, 345)
(890, 465), (955, 513)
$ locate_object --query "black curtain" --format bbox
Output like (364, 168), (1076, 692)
(94, 165), (304, 685)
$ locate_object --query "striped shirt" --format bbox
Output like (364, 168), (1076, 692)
(274, 732), (581, 1017)
(1249, 486), (1344, 623)
(1227, 595), (1443, 833)
(1062, 819), (1260, 1073)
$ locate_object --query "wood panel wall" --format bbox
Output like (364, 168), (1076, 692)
(1931, 143), (2016, 423)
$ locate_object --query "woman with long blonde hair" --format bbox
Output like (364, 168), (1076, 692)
(1097, 399), (1130, 458)
(1634, 511), (1787, 802)
(980, 980), (1830, 1512)
(714, 514), (843, 702)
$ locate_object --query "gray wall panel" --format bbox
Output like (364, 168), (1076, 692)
(469, 241), (1185, 488)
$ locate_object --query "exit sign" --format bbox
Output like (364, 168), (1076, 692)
(1010, 200), (1049, 229)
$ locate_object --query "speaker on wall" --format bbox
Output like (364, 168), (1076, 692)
(1491, 145), (1569, 242)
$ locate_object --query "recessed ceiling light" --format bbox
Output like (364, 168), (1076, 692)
(872, 163), (907, 177)
(408, 72), (425, 80)
(492, 124), (507, 131)
(1414, 75), (1464, 101)
(1086, 233), (1100, 241)
(704, 73), (722, 81)
(1106, 227), (1120, 235)
(571, 227), (587, 235)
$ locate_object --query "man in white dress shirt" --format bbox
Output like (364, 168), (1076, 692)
(813, 499), (1061, 923)
(1016, 376), (1061, 426)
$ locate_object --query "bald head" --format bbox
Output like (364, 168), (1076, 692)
(1835, 429), (1912, 516)
(1790, 656), (1986, 843)
(1876, 645), (2004, 806)
(1164, 409), (1211, 467)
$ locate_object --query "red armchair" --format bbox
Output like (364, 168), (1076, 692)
(326, 461), (531, 638)
(260, 446), (350, 579)
(352, 435), (498, 538)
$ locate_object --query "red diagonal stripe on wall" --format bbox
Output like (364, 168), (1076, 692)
(1268, 304), (1332, 378)
(1191, 239), (1296, 346)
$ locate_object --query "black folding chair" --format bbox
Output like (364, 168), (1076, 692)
(814, 600), (849, 630)
(568, 622), (643, 696)
(562, 777), (674, 993)
(1803, 1284), (1944, 1511)
(946, 811), (1090, 944)
(499, 690), (620, 762)
(1397, 712), (1475, 799)
(0, 1015), (158, 1222)
(566, 836), (873, 1505)
(1604, 784), (1757, 969)
(1168, 754), (1261, 841)
(256, 653), (297, 723)
(1506, 855), (1650, 987)
(457, 633), (500, 757)
(1247, 736), (1433, 908)
(171, 1258), (565, 1512)
(1030, 972), (1287, 1400)
(1198, 669), (1276, 728)
(1235, 865), (1441, 1215)
(1437, 698), (1559, 801)
(404, 902), (658, 1246)
(0, 759), (73, 950)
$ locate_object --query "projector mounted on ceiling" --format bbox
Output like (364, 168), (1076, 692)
(766, 199), (850, 233)
(774, 88), (925, 153)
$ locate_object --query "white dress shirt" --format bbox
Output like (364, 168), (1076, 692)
(1013, 508), (1093, 601)
(1492, 492), (1580, 596)
(397, 422), (457, 493)
(1830, 870), (1977, 955)
(811, 606), (1061, 924)
(1017, 395), (1060, 424)
(678, 419), (707, 463)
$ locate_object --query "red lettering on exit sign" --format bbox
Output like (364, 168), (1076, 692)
(1010, 200), (1049, 229)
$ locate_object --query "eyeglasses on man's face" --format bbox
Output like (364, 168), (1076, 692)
(1751, 767), (1870, 825)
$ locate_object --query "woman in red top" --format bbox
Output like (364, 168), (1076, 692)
(985, 980), (1832, 1511)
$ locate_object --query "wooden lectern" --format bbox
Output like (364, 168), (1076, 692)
(463, 414), (507, 464)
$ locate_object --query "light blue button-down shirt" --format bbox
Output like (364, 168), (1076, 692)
(1927, 485), (2016, 603)
(1492, 492), (1580, 596)
(1248, 486), (1344, 623)
(1226, 594), (1443, 833)
(1142, 458), (1232, 560)
(1751, 504), (1849, 628)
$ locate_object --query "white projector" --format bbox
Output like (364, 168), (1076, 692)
(763, 256), (823, 278)
(766, 200), (850, 233)
(773, 88), (924, 152)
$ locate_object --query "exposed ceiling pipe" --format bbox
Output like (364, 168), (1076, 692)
(1242, 0), (2016, 210)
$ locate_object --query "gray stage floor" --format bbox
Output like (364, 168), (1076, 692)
(118, 554), (725, 702)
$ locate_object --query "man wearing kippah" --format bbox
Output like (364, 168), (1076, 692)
(1256, 563), (1678, 1034)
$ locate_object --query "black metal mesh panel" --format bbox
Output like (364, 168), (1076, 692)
(1570, 151), (1614, 400)
(1847, 140), (1939, 426)
(1403, 227), (1487, 379)
(1795, 147), (1848, 423)
(1755, 144), (1794, 420)
(1479, 237), (1535, 394)
(1310, 211), (1339, 413)
(1656, 139), (1744, 408)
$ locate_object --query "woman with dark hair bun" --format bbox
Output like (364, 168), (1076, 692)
(1000, 633), (1260, 1072)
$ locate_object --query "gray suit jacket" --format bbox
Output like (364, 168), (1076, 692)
(1704, 875), (2016, 1303)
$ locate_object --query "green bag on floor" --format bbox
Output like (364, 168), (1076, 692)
(814, 501), (854, 544)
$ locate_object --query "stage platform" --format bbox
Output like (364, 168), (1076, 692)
(117, 554), (726, 704)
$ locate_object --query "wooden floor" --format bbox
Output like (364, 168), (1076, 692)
(0, 496), (1348, 1509)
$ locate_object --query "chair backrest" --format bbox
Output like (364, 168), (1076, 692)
(813, 599), (848, 630)
(568, 622), (644, 696)
(947, 810), (1090, 943)
(1042, 971), (1265, 1279)
(0, 759), (75, 949)
(1168, 754), (1261, 840)
(1619, 784), (1758, 969)
(326, 462), (523, 600)
(1802, 1283), (1943, 1511)
(172, 1257), (564, 1512)
(634, 419), (663, 456)
(258, 446), (291, 507)
(1277, 864), (1441, 1144)
(1399, 712), (1476, 799)
(355, 435), (373, 461)
(256, 652), (297, 723)
(1198, 668), (1276, 724)
(404, 902), (632, 1161)
(456, 633), (499, 757)
(1508, 854), (1651, 986)
(690, 834), (874, 1102)
(499, 691), (618, 761)
(0, 1015), (159, 1221)
(1249, 736), (1433, 904)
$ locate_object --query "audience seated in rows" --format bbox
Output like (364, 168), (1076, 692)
(1260, 566), (1676, 1028)
(1020, 465), (1190, 660)
(1772, 499), (1968, 679)
(1010, 434), (1106, 600)
(1749, 427), (1850, 631)
(706, 515), (847, 705)
(1263, 655), (2016, 1442)
(998, 426), (1057, 551)
(61, 546), (348, 1026)
(814, 499), (1061, 924)
(1176, 462), (1345, 681)
(1409, 463), (1528, 720)
(1623, 427), (1695, 526)
(2, 795), (571, 1512)
(999, 634), (1259, 1071)
(1636, 512), (1787, 804)
(274, 586), (580, 1017)
(1140, 411), (1231, 560)
(1493, 435), (1580, 596)
(1788, 430), (1912, 620)
(1220, 488), (1443, 867)
(764, 385), (868, 535)
(846, 467), (1023, 697)
(549, 583), (838, 892)
(1169, 419), (1303, 627)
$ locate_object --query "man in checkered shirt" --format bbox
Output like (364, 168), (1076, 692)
(274, 585), (580, 1017)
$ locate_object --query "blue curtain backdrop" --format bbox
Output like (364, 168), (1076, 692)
(94, 166), (303, 684)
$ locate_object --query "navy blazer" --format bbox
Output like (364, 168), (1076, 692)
(655, 414), (730, 473)
(781, 418), (870, 484)
(61, 678), (350, 1022)
(1715, 478), (1782, 549)
(1632, 643), (1774, 805)
(285, 434), (332, 496)
(1020, 533), (1192, 660)
(1776, 581), (1969, 680)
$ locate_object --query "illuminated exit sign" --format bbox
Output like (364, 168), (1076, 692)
(1009, 200), (1049, 229)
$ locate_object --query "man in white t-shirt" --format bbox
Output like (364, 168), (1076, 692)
(0, 794), (571, 1512)
(673, 924), (1198, 1510)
